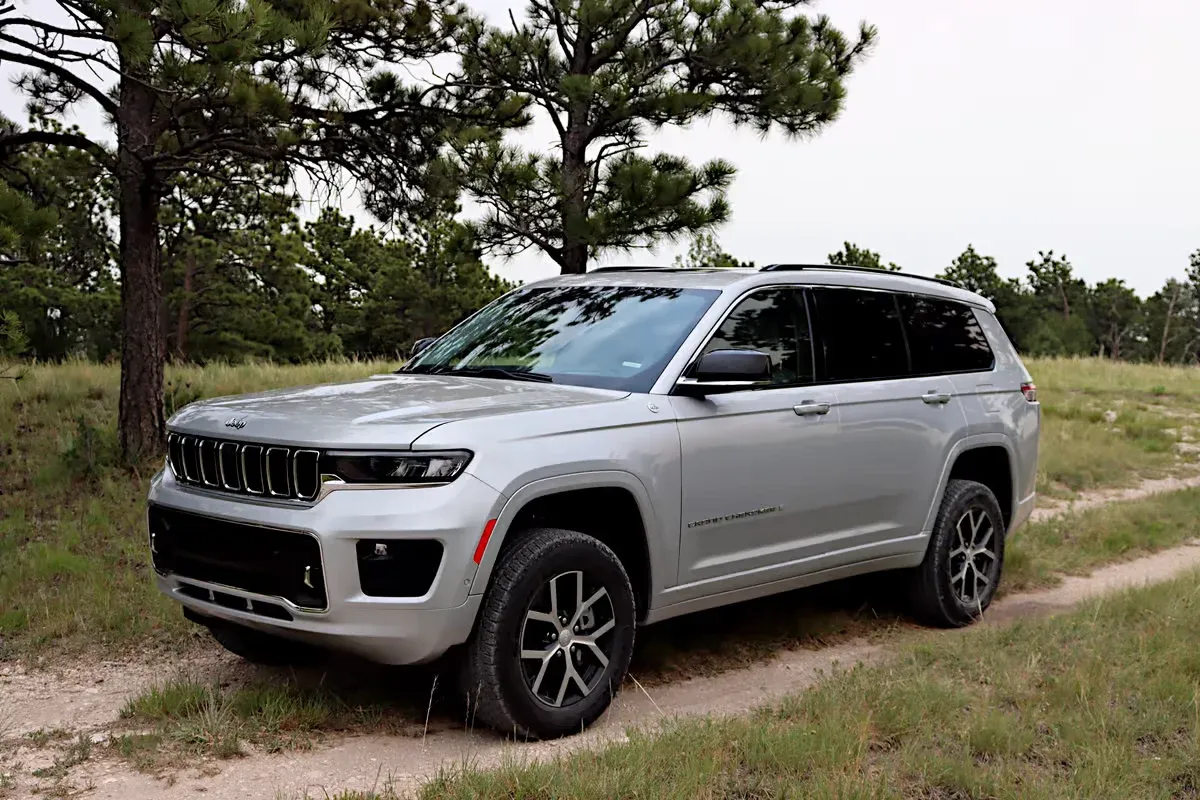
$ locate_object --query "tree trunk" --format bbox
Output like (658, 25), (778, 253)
(175, 252), (195, 360)
(116, 79), (165, 463)
(559, 82), (591, 274)
(1158, 283), (1180, 364)
(559, 140), (588, 274)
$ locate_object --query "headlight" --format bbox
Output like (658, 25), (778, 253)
(321, 450), (473, 485)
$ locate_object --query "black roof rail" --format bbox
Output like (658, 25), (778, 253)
(589, 266), (674, 272)
(761, 263), (962, 289)
(589, 265), (733, 273)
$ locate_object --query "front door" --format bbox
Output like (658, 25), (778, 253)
(670, 287), (842, 592)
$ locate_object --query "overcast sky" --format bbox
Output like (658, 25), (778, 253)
(6, 0), (1198, 296)
(464, 0), (1200, 295)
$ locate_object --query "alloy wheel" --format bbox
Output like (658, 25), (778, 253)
(948, 506), (997, 607)
(518, 570), (617, 708)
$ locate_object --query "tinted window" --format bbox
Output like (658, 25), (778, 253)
(811, 288), (908, 382)
(701, 288), (812, 385)
(900, 295), (994, 374)
(405, 285), (720, 392)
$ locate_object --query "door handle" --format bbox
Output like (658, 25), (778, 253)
(922, 391), (952, 405)
(793, 401), (831, 416)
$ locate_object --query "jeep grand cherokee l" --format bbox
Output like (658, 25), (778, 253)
(147, 264), (1040, 739)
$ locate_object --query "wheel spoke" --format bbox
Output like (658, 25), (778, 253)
(975, 521), (994, 550)
(549, 574), (561, 623)
(554, 659), (573, 706)
(569, 658), (590, 695)
(530, 652), (554, 697)
(953, 518), (969, 554)
(580, 640), (609, 669)
(570, 587), (609, 629)
(521, 648), (552, 660)
(576, 618), (615, 642)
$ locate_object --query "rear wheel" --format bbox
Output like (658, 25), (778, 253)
(461, 527), (636, 739)
(909, 479), (1006, 627)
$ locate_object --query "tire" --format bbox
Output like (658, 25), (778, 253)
(460, 527), (636, 739)
(207, 622), (319, 667)
(909, 479), (1006, 628)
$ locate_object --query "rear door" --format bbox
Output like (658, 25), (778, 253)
(807, 288), (968, 551)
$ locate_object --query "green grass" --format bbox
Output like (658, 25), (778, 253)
(1031, 358), (1200, 496)
(0, 356), (1196, 663)
(116, 665), (438, 763)
(0, 358), (399, 660)
(422, 570), (1200, 800)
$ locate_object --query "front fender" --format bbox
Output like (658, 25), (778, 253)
(467, 470), (671, 607)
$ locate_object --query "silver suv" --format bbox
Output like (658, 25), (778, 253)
(147, 265), (1040, 738)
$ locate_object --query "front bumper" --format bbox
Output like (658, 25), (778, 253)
(147, 468), (504, 664)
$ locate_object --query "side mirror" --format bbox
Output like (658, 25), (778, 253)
(411, 337), (437, 357)
(675, 349), (772, 396)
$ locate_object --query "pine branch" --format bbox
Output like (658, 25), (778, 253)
(0, 45), (118, 116)
(0, 129), (114, 171)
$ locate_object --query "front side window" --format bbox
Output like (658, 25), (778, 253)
(810, 288), (909, 382)
(404, 284), (721, 392)
(700, 288), (813, 386)
(899, 295), (995, 375)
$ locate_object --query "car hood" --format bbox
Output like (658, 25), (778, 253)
(167, 373), (630, 448)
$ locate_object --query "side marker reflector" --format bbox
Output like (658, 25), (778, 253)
(473, 519), (497, 565)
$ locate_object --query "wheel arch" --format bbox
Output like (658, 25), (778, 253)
(925, 436), (1018, 535)
(469, 471), (661, 623)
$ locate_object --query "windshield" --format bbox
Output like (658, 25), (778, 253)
(404, 284), (721, 392)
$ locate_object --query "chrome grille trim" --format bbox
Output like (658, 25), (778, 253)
(218, 442), (241, 490)
(198, 440), (219, 487)
(265, 447), (290, 497)
(293, 450), (320, 501)
(241, 445), (264, 495)
(166, 433), (319, 504)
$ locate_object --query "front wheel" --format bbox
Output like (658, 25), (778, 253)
(909, 478), (1006, 627)
(460, 527), (636, 739)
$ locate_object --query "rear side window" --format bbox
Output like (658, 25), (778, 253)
(701, 288), (813, 386)
(899, 295), (995, 374)
(810, 288), (908, 382)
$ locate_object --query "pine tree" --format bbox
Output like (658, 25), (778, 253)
(456, 0), (875, 274)
(0, 0), (517, 460)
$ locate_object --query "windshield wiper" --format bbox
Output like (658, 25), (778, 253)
(450, 366), (555, 383)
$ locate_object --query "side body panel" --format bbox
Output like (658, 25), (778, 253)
(412, 396), (684, 608)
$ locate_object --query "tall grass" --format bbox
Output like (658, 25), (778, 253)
(0, 357), (1196, 661)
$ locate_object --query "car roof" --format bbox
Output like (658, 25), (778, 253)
(522, 266), (995, 312)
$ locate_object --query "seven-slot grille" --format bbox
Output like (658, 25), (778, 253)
(166, 432), (320, 501)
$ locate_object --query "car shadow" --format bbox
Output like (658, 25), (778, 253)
(217, 572), (915, 739)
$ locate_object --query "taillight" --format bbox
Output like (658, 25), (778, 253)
(1021, 382), (1038, 402)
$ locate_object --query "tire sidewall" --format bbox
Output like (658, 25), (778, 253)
(486, 532), (636, 738)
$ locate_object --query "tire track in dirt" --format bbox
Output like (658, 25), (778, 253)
(4, 473), (1200, 798)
